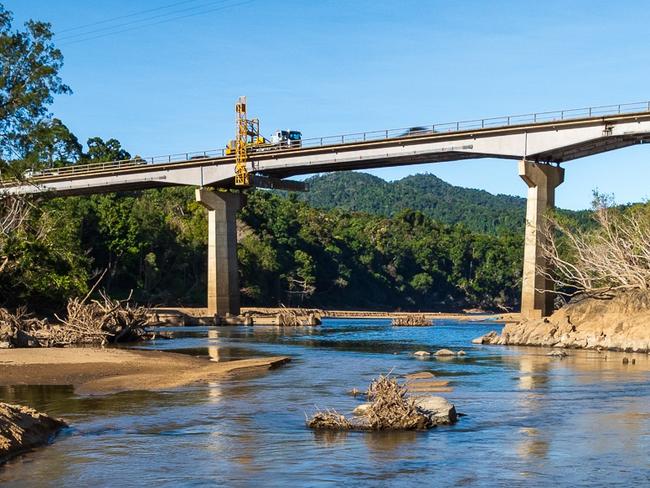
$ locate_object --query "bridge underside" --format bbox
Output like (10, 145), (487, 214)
(535, 134), (645, 163)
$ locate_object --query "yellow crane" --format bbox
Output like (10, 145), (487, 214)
(230, 96), (266, 187)
(228, 97), (302, 186)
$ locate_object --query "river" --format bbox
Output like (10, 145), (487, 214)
(1, 319), (649, 487)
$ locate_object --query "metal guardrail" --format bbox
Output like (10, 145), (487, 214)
(9, 100), (650, 182)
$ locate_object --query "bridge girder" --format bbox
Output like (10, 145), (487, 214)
(4, 111), (650, 196)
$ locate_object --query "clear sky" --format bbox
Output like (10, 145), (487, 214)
(5, 0), (650, 209)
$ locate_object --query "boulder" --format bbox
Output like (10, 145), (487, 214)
(434, 349), (455, 357)
(352, 403), (371, 416)
(457, 350), (467, 356)
(547, 350), (568, 358)
(413, 351), (431, 357)
(484, 291), (650, 352)
(413, 396), (458, 424)
(0, 403), (67, 464)
(472, 330), (499, 344)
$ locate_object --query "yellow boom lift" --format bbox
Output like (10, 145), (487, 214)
(229, 96), (267, 186)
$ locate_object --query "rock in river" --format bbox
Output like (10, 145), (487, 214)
(472, 330), (499, 344)
(547, 350), (568, 358)
(0, 403), (67, 464)
(413, 396), (458, 424)
(434, 349), (456, 357)
(475, 290), (650, 352)
(413, 351), (431, 357)
(353, 403), (371, 416)
(405, 371), (435, 380)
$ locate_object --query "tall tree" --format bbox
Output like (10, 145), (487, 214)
(0, 3), (71, 173)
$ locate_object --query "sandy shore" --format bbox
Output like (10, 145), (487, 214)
(0, 348), (290, 395)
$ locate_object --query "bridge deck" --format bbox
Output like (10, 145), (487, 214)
(3, 100), (650, 194)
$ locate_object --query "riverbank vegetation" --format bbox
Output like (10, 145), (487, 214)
(1, 187), (525, 313)
(543, 194), (650, 298)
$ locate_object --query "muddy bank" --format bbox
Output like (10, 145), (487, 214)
(476, 291), (650, 352)
(0, 348), (290, 395)
(0, 403), (67, 464)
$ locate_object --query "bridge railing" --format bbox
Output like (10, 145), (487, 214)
(6, 148), (230, 182)
(298, 100), (650, 148)
(7, 100), (650, 183)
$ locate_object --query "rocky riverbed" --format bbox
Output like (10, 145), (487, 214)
(474, 290), (650, 352)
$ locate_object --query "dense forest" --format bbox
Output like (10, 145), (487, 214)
(0, 4), (544, 314)
(2, 183), (525, 312)
(300, 172), (527, 234)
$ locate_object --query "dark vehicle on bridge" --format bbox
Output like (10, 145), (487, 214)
(399, 126), (436, 137)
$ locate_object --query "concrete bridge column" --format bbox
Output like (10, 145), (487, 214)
(519, 160), (565, 319)
(195, 189), (241, 317)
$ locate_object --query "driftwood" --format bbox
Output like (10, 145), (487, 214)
(276, 307), (321, 326)
(0, 307), (48, 348)
(364, 375), (434, 430)
(306, 410), (352, 430)
(0, 292), (153, 348)
(392, 315), (431, 327)
(307, 374), (436, 431)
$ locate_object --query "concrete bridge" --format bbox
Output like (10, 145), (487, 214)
(4, 100), (650, 319)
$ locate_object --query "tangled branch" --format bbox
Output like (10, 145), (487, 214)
(0, 292), (153, 348)
(540, 197), (650, 297)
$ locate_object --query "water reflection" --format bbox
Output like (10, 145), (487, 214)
(312, 429), (349, 446)
(517, 427), (549, 459)
(516, 357), (551, 390)
(364, 430), (418, 453)
(208, 329), (220, 362)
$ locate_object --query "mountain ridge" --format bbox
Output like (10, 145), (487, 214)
(299, 172), (527, 234)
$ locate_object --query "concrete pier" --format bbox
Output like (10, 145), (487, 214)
(519, 160), (565, 319)
(195, 189), (241, 317)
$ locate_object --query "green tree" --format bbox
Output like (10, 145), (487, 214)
(0, 4), (70, 174)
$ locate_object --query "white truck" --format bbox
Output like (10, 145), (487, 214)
(270, 130), (302, 148)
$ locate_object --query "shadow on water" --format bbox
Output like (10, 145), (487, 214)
(0, 384), (201, 419)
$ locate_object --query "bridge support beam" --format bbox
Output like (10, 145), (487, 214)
(195, 189), (241, 317)
(519, 160), (565, 319)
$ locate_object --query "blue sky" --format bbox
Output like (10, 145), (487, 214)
(6, 0), (650, 209)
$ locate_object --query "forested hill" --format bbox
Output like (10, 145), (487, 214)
(299, 172), (526, 234)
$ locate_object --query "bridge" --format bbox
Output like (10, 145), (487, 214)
(4, 100), (650, 319)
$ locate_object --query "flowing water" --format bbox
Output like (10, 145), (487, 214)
(1, 319), (649, 487)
